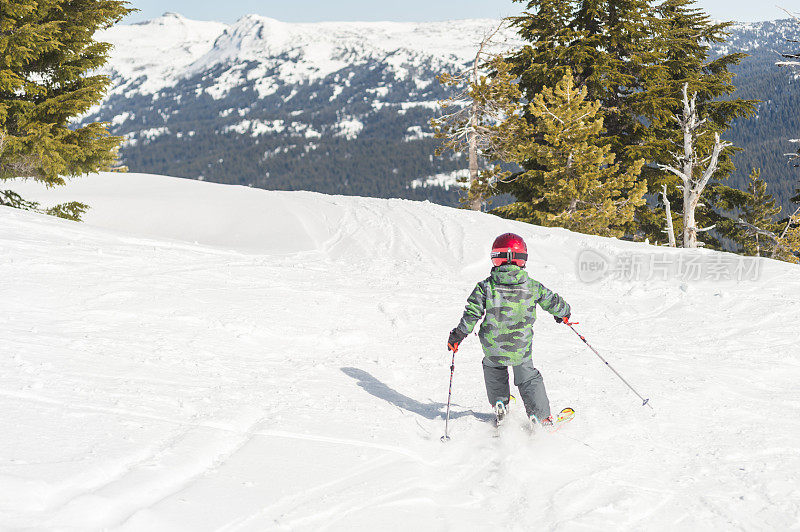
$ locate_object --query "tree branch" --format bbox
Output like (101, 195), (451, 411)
(657, 163), (689, 184)
(697, 133), (732, 190)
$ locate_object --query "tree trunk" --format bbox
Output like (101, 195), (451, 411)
(467, 102), (481, 211)
(567, 198), (578, 213)
(683, 190), (698, 248)
(662, 185), (676, 247)
(681, 104), (696, 248)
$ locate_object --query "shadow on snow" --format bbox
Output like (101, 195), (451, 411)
(340, 367), (493, 423)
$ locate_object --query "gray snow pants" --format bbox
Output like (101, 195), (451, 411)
(482, 357), (551, 420)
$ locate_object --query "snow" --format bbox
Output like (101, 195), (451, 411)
(110, 112), (132, 126)
(224, 119), (286, 137)
(2, 172), (800, 529)
(329, 85), (344, 101)
(405, 125), (433, 141)
(410, 170), (468, 189)
(398, 101), (441, 116)
(335, 119), (364, 140)
(99, 13), (228, 97)
(368, 86), (390, 99)
(204, 66), (246, 100)
(137, 127), (169, 142)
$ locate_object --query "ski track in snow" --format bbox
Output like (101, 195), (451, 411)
(1, 173), (799, 530)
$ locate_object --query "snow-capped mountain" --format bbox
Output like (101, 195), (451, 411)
(101, 13), (519, 100)
(84, 14), (800, 208)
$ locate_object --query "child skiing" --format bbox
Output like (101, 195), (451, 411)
(447, 233), (571, 427)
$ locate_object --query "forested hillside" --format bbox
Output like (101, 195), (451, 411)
(83, 15), (800, 211)
(725, 21), (800, 210)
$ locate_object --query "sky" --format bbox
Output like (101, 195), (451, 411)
(123, 0), (793, 25)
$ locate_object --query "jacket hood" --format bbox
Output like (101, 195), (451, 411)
(490, 264), (529, 285)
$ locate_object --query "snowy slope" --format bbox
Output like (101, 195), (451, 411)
(2, 173), (800, 530)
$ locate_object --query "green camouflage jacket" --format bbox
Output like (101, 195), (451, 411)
(456, 264), (570, 366)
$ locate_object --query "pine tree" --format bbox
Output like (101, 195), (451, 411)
(711, 169), (783, 256)
(493, 72), (646, 237)
(505, 0), (756, 241)
(658, 83), (741, 248)
(508, 0), (659, 160)
(0, 0), (133, 220)
(741, 170), (783, 256)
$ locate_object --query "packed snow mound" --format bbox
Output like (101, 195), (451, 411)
(2, 173), (799, 530)
(8, 172), (585, 269)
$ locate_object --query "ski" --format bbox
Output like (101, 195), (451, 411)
(547, 407), (575, 433)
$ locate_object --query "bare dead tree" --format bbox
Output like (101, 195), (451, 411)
(658, 83), (731, 248)
(432, 20), (515, 211)
(661, 184), (677, 247)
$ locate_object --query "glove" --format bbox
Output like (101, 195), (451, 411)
(447, 328), (467, 352)
(554, 313), (571, 324)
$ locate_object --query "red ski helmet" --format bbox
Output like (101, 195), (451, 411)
(491, 233), (528, 267)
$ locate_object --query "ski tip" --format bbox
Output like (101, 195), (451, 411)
(556, 407), (575, 423)
(440, 435), (451, 443)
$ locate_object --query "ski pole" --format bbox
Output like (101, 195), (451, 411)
(441, 348), (457, 442)
(564, 319), (653, 409)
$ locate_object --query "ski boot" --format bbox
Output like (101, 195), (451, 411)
(492, 396), (516, 428)
(493, 400), (508, 427)
(528, 413), (553, 433)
